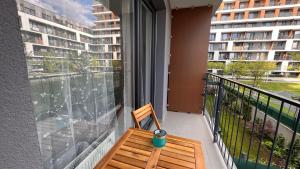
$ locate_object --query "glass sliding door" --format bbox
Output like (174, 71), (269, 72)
(16, 0), (133, 168)
(136, 0), (155, 129)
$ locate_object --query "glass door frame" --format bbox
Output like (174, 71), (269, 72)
(134, 0), (157, 129)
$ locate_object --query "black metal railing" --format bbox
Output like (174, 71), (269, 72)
(203, 73), (300, 169)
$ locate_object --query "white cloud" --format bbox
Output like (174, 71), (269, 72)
(27, 0), (95, 27)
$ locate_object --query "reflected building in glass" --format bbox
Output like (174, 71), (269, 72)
(15, 0), (126, 168)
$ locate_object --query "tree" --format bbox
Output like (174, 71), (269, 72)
(207, 61), (225, 70)
(225, 62), (247, 80)
(246, 62), (276, 87)
(43, 51), (60, 73)
(288, 52), (300, 61)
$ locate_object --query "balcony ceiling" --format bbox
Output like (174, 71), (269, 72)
(169, 0), (222, 13)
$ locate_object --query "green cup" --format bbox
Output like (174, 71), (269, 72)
(152, 129), (167, 148)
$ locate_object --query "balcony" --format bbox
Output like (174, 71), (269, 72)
(5, 0), (300, 169)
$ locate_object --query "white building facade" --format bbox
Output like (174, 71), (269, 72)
(209, 0), (300, 77)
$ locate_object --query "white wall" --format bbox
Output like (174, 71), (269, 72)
(162, 0), (172, 122)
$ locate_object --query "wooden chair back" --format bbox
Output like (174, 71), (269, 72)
(131, 103), (161, 130)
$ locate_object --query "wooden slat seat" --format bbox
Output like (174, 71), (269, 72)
(131, 103), (161, 130)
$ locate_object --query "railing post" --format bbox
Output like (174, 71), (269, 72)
(202, 73), (209, 116)
(213, 78), (224, 143)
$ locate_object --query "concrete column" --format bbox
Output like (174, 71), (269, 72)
(285, 39), (294, 50)
(227, 41), (233, 51)
(268, 51), (275, 61)
(75, 32), (80, 42)
(272, 28), (279, 40)
(214, 51), (219, 60)
(0, 1), (43, 168)
(281, 61), (289, 71)
(105, 44), (108, 52)
(85, 43), (89, 51)
(20, 14), (30, 30)
(215, 31), (222, 41)
(24, 43), (34, 56)
(113, 36), (117, 44)
(41, 34), (48, 46)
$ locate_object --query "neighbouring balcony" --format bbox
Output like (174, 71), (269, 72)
(203, 73), (300, 169)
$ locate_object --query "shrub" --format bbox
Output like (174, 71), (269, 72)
(231, 100), (252, 121)
(264, 120), (275, 139)
(208, 62), (225, 69)
(263, 134), (287, 158)
(289, 139), (300, 168)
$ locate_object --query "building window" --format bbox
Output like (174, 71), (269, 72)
(208, 52), (214, 60)
(231, 32), (244, 40)
(285, 0), (292, 5)
(219, 52), (230, 60)
(221, 13), (230, 21)
(293, 41), (300, 49)
(279, 9), (292, 17)
(239, 1), (248, 9)
(274, 52), (291, 60)
(21, 31), (43, 44)
(273, 41), (286, 50)
(223, 3), (234, 10)
(233, 42), (244, 50)
(221, 33), (231, 40)
(248, 11), (259, 19)
(265, 10), (275, 18)
(224, 24), (232, 28)
(269, 0), (281, 6)
(235, 12), (244, 20)
(209, 43), (227, 50)
(264, 21), (276, 27)
(212, 15), (217, 21)
(232, 23), (246, 28)
(277, 20), (293, 26)
(294, 31), (300, 39)
(209, 33), (216, 41)
(254, 0), (264, 7)
(278, 30), (292, 39)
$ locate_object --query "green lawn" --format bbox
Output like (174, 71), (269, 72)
(238, 81), (300, 117)
(241, 81), (300, 95)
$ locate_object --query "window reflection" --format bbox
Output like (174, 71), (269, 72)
(16, 0), (130, 168)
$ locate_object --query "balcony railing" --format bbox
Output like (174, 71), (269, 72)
(203, 73), (300, 169)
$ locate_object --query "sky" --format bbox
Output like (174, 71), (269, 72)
(27, 0), (97, 27)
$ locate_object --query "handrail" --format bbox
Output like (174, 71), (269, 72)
(206, 73), (300, 107)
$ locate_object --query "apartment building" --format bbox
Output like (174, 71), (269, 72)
(16, 0), (121, 75)
(209, 0), (300, 77)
